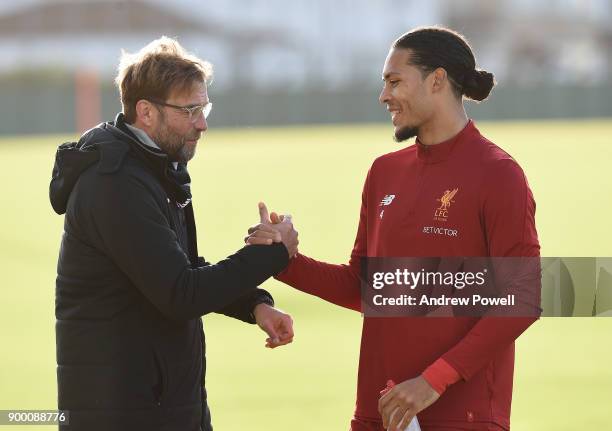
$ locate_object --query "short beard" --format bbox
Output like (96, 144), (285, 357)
(394, 126), (419, 143)
(151, 111), (197, 163)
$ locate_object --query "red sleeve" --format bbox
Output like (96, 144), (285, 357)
(274, 169), (371, 312)
(441, 158), (541, 381)
(422, 358), (461, 395)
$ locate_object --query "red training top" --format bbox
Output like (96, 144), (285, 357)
(276, 120), (540, 430)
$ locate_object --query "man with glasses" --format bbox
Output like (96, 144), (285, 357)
(50, 37), (298, 431)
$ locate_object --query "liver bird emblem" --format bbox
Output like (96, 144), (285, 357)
(437, 188), (458, 210)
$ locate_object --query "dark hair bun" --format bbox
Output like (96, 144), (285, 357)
(462, 69), (495, 102)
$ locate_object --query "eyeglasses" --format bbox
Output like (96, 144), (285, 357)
(148, 99), (212, 123)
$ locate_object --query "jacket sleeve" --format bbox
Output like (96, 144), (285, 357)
(216, 288), (274, 324)
(274, 169), (372, 312)
(195, 258), (275, 324)
(439, 159), (541, 381)
(80, 170), (289, 321)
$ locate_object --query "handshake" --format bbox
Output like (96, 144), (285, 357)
(244, 202), (299, 258)
(244, 202), (299, 351)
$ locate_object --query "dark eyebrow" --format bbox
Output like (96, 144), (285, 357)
(382, 71), (400, 81)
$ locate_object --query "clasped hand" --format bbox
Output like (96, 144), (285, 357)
(244, 202), (299, 258)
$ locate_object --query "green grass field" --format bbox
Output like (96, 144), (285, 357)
(0, 119), (611, 430)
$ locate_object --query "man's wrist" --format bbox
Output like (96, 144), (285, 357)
(250, 293), (274, 322)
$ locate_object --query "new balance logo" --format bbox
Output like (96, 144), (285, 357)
(380, 194), (396, 206)
(379, 194), (396, 219)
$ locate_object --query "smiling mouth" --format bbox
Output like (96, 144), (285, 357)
(389, 109), (401, 124)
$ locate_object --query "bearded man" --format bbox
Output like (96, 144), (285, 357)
(50, 37), (298, 431)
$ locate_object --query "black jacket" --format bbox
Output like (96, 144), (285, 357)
(50, 114), (288, 431)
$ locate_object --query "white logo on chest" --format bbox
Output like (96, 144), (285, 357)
(379, 194), (396, 219)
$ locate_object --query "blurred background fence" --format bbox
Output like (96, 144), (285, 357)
(1, 0), (611, 135)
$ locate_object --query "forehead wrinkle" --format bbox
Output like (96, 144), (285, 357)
(168, 81), (207, 103)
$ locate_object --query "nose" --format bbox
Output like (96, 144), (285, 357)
(379, 86), (389, 105)
(194, 114), (207, 132)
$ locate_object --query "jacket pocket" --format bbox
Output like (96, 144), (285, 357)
(152, 348), (168, 406)
(151, 349), (203, 407)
